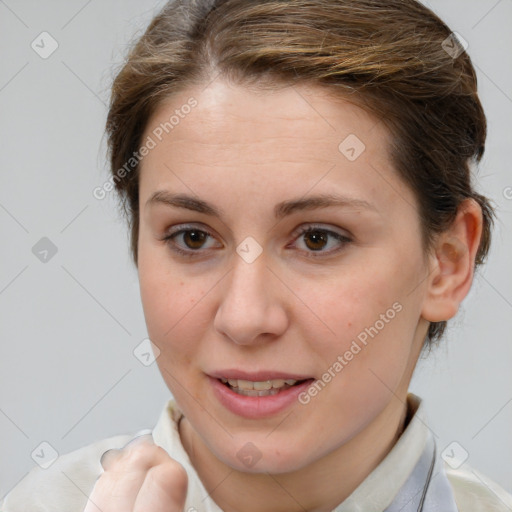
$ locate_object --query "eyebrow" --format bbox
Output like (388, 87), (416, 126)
(145, 190), (377, 219)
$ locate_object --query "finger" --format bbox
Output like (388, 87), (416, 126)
(133, 460), (188, 512)
(99, 432), (154, 472)
(85, 464), (144, 511)
(85, 441), (172, 511)
(97, 433), (157, 475)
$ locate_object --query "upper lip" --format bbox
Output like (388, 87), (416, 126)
(208, 370), (314, 381)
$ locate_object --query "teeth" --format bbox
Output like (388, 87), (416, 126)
(238, 379), (253, 390)
(253, 381), (272, 390)
(219, 378), (300, 390)
(235, 388), (281, 397)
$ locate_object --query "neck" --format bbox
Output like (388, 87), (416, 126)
(179, 396), (409, 512)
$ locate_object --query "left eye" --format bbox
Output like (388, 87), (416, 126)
(291, 225), (351, 257)
(162, 224), (351, 258)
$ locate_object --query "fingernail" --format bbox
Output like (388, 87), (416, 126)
(100, 448), (122, 471)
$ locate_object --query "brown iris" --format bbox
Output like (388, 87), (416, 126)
(183, 230), (208, 249)
(303, 229), (328, 251)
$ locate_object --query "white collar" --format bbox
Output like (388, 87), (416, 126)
(151, 393), (450, 512)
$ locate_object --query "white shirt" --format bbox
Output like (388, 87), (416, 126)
(2, 394), (511, 511)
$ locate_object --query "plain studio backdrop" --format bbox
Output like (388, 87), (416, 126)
(1, 0), (511, 500)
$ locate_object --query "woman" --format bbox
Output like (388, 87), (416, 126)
(2, 0), (511, 510)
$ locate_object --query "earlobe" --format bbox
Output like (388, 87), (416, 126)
(421, 199), (483, 323)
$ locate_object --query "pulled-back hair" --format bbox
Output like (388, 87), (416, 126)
(105, 0), (495, 343)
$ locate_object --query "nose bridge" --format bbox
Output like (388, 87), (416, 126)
(214, 248), (287, 345)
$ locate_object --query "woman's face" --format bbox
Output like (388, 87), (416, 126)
(137, 79), (430, 473)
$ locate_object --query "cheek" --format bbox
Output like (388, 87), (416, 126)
(139, 261), (207, 401)
(306, 251), (421, 384)
(308, 268), (404, 352)
(138, 249), (207, 362)
(298, 287), (414, 445)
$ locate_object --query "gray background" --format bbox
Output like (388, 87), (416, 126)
(1, 0), (511, 500)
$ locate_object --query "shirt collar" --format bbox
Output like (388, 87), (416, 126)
(151, 393), (434, 512)
(333, 393), (430, 511)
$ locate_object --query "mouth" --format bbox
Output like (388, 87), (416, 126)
(218, 377), (312, 397)
(208, 372), (316, 418)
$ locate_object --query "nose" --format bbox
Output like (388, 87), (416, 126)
(213, 252), (288, 346)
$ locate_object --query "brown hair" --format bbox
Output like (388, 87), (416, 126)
(105, 0), (495, 344)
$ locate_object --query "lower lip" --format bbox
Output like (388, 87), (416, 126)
(208, 376), (314, 419)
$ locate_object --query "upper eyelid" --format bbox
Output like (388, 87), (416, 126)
(165, 223), (216, 240)
(165, 223), (349, 239)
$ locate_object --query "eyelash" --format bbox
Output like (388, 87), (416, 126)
(161, 224), (352, 259)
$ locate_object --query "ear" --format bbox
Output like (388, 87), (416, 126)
(421, 198), (483, 323)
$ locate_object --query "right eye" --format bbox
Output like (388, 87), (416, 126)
(162, 225), (221, 258)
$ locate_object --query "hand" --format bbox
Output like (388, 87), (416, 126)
(83, 434), (188, 512)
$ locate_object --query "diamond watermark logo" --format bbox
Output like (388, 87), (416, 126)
(236, 236), (263, 264)
(441, 441), (469, 469)
(338, 134), (366, 161)
(32, 237), (58, 263)
(31, 441), (59, 469)
(236, 442), (262, 468)
(31, 31), (59, 59)
(133, 338), (161, 366)
(442, 32), (468, 59)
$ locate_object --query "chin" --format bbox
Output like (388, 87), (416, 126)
(219, 439), (318, 475)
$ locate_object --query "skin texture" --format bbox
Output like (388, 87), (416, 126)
(86, 78), (482, 512)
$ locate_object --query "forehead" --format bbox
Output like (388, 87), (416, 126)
(138, 79), (412, 215)
(144, 79), (386, 156)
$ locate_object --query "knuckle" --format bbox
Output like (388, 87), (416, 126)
(119, 442), (171, 469)
(148, 461), (188, 497)
(121, 443), (158, 467)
